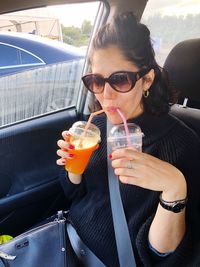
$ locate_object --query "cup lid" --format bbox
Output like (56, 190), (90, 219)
(108, 123), (143, 141)
(69, 121), (101, 142)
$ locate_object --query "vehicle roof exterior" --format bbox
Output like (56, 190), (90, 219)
(0, 31), (85, 63)
(0, 31), (85, 75)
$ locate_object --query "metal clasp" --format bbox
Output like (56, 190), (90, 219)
(0, 250), (16, 260)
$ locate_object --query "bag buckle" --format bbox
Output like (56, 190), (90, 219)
(0, 250), (16, 260)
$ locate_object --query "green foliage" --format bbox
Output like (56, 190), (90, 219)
(61, 20), (92, 47)
(81, 20), (92, 36)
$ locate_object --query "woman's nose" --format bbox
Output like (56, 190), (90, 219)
(103, 82), (115, 99)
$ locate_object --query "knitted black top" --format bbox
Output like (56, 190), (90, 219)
(60, 112), (200, 267)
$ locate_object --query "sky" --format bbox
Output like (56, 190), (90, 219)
(144, 0), (200, 17)
(1, 0), (199, 29)
(46, 0), (200, 26)
(46, 2), (100, 27)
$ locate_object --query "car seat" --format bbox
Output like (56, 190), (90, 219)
(164, 38), (200, 108)
(163, 39), (200, 137)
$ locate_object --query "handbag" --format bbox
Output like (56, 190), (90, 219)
(0, 211), (70, 267)
(0, 209), (106, 267)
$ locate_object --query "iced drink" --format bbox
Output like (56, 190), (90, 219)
(65, 121), (101, 174)
(107, 123), (143, 151)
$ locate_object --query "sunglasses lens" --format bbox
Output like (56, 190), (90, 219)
(82, 74), (104, 93)
(110, 73), (134, 92)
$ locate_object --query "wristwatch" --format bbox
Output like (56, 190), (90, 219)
(159, 194), (188, 213)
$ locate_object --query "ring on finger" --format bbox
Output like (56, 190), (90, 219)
(127, 160), (134, 169)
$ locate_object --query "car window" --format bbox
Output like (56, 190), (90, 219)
(0, 1), (104, 127)
(0, 44), (19, 66)
(20, 50), (43, 64)
(142, 0), (200, 66)
(0, 43), (43, 67)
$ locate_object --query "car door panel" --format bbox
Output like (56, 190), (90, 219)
(0, 107), (78, 236)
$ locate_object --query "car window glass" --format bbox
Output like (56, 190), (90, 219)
(142, 0), (200, 66)
(0, 44), (19, 66)
(20, 50), (43, 64)
(0, 1), (103, 127)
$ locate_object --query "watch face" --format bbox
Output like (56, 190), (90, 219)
(159, 199), (186, 213)
(172, 203), (185, 213)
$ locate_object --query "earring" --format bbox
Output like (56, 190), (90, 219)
(143, 90), (149, 98)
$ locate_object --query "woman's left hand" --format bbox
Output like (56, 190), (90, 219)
(110, 148), (187, 200)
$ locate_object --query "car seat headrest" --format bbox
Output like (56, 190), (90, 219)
(163, 39), (200, 106)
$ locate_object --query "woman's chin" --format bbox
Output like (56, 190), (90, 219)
(106, 113), (123, 125)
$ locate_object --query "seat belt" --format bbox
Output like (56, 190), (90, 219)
(107, 119), (137, 267)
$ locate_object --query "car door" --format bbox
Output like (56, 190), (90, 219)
(0, 1), (105, 237)
(0, 108), (77, 236)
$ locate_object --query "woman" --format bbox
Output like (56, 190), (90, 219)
(56, 12), (200, 266)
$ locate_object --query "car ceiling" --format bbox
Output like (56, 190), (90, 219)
(0, 0), (147, 20)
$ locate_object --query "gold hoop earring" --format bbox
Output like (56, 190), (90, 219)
(143, 90), (149, 98)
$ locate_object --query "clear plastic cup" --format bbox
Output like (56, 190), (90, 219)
(107, 123), (143, 151)
(65, 121), (101, 174)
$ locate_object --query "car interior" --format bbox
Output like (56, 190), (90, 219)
(0, 0), (199, 242)
(165, 38), (200, 136)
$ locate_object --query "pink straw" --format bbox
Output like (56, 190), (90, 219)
(116, 108), (132, 147)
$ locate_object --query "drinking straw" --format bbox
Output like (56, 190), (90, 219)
(116, 108), (132, 147)
(84, 109), (104, 132)
(78, 109), (104, 148)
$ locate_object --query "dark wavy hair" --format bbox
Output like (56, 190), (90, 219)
(88, 12), (178, 115)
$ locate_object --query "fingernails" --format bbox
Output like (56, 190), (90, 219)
(68, 154), (74, 158)
(62, 159), (66, 164)
(69, 144), (75, 149)
(108, 154), (112, 159)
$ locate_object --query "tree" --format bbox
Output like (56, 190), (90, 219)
(81, 20), (92, 36)
(61, 20), (92, 47)
(61, 25), (81, 45)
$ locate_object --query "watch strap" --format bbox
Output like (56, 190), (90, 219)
(159, 194), (187, 213)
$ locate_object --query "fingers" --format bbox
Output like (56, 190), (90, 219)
(111, 147), (166, 171)
(57, 148), (74, 159)
(110, 148), (158, 188)
(111, 147), (142, 161)
(56, 131), (75, 166)
(57, 139), (74, 150)
(62, 131), (71, 141)
(56, 158), (66, 166)
(110, 148), (184, 192)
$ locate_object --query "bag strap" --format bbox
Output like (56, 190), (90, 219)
(107, 119), (137, 267)
(67, 223), (106, 267)
(0, 257), (9, 267)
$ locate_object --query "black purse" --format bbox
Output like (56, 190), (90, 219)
(0, 211), (71, 267)
(0, 210), (106, 267)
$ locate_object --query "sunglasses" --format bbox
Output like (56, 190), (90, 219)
(82, 68), (151, 94)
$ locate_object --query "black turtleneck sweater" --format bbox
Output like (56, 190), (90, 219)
(60, 112), (200, 267)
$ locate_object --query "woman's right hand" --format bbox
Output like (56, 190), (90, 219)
(56, 131), (82, 184)
(56, 131), (75, 166)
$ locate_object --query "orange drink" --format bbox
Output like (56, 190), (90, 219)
(65, 121), (101, 174)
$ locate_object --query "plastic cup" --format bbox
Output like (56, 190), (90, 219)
(65, 121), (101, 174)
(107, 123), (143, 151)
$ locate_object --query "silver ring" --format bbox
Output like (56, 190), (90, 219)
(127, 160), (134, 169)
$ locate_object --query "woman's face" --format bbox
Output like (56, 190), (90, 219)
(91, 46), (153, 124)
